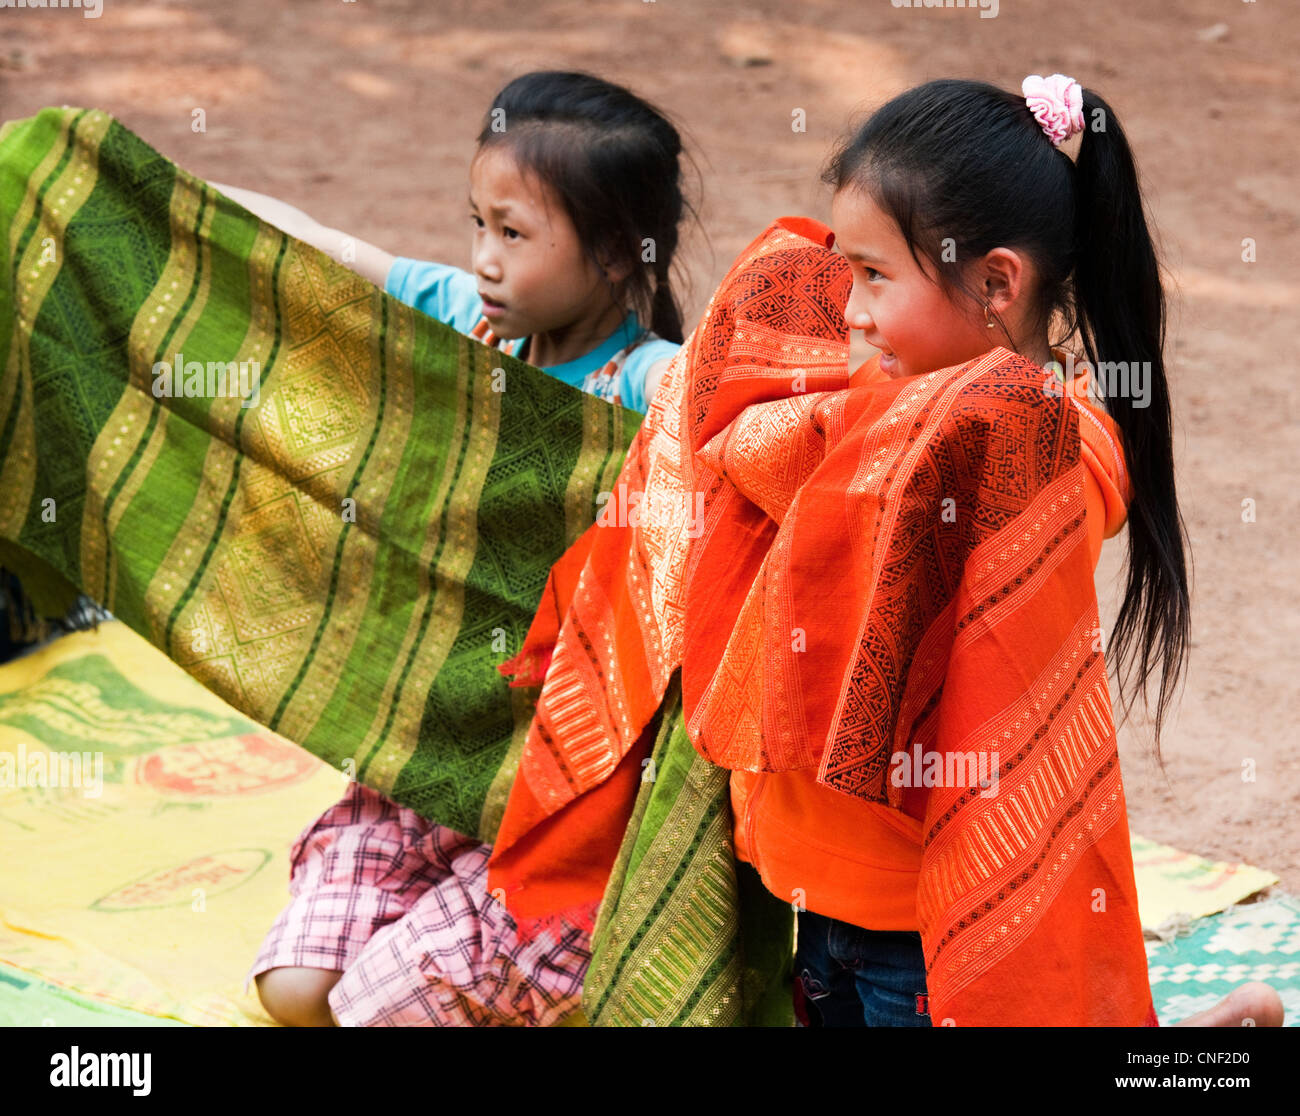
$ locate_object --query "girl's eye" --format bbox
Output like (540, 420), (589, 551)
(863, 266), (882, 281)
(470, 214), (484, 229)
(502, 227), (520, 240)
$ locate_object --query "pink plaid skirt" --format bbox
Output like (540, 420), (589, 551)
(245, 779), (590, 1026)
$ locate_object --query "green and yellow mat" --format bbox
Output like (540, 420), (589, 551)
(1, 622), (1292, 1027)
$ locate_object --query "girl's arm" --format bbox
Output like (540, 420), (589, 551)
(208, 183), (396, 289)
(642, 357), (671, 409)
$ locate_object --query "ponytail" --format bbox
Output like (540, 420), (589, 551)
(650, 260), (684, 344)
(1073, 89), (1190, 758)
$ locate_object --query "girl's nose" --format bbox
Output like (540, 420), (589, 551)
(843, 295), (873, 332)
(843, 280), (874, 331)
(473, 243), (502, 283)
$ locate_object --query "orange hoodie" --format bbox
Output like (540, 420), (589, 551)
(728, 349), (1133, 930)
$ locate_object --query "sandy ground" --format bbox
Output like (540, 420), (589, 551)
(2, 0), (1297, 890)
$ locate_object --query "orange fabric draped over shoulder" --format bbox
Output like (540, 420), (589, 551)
(491, 216), (1154, 1025)
(489, 215), (851, 936)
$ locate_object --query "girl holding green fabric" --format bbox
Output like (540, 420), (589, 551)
(216, 70), (693, 1026)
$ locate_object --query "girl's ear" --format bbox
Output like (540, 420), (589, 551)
(600, 252), (634, 285)
(977, 247), (1027, 316)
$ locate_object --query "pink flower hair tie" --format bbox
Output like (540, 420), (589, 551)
(1021, 73), (1085, 146)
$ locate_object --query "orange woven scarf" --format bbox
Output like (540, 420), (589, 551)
(489, 216), (1154, 1025)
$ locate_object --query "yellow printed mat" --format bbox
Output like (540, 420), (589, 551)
(1131, 835), (1277, 934)
(0, 622), (344, 1026)
(0, 621), (1283, 1026)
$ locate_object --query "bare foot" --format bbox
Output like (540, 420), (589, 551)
(255, 966), (344, 1027)
(1172, 982), (1284, 1027)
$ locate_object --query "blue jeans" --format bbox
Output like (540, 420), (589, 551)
(794, 910), (932, 1027)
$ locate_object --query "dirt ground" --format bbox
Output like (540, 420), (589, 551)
(2, 0), (1297, 890)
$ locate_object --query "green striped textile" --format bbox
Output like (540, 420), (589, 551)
(0, 106), (640, 841)
(584, 670), (795, 1027)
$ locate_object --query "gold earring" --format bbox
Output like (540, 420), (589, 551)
(985, 304), (996, 329)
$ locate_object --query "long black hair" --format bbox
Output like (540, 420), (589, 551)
(824, 78), (1190, 758)
(476, 70), (692, 344)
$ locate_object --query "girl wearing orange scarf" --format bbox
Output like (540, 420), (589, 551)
(489, 75), (1195, 1026)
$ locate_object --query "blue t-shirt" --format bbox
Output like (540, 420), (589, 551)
(384, 259), (678, 415)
